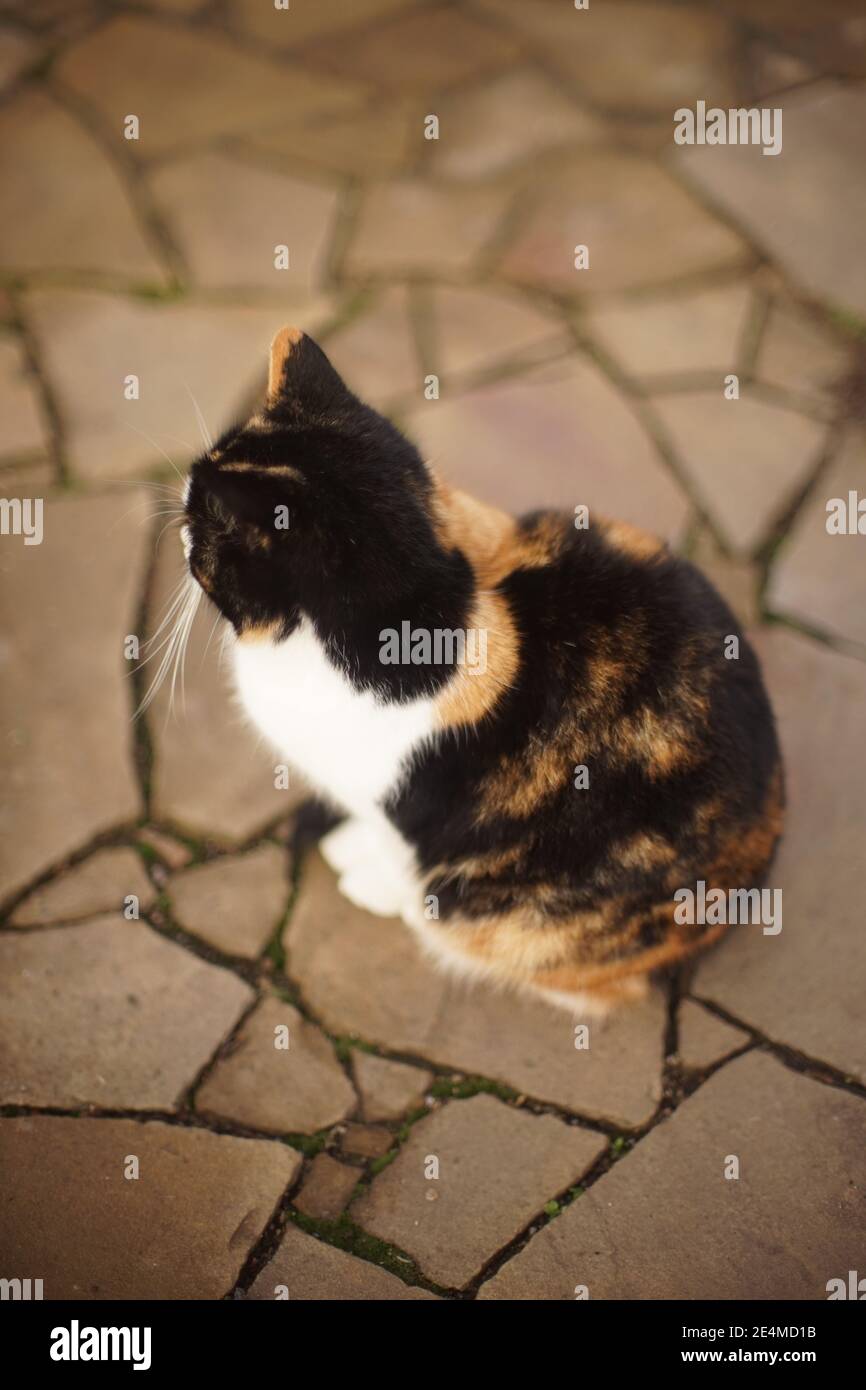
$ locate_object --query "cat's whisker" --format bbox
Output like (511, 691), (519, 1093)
(136, 621), (183, 716)
(201, 608), (224, 668)
(162, 433), (198, 454)
(116, 505), (186, 533)
(108, 496), (185, 534)
(144, 574), (190, 646)
(169, 580), (202, 716)
(183, 382), (214, 453)
(133, 482), (186, 499)
(146, 580), (200, 721)
(135, 570), (202, 718)
(173, 592), (195, 702)
(134, 624), (185, 678)
(110, 482), (184, 506)
(154, 515), (184, 549)
(134, 630), (183, 674)
(217, 623), (233, 671)
(122, 423), (188, 484)
(134, 593), (199, 678)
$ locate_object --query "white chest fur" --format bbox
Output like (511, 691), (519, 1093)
(230, 620), (436, 817)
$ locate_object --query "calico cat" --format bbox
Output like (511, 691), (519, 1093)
(177, 326), (784, 1015)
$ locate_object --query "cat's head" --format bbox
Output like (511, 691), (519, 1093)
(181, 327), (466, 639)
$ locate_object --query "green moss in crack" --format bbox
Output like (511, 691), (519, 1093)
(395, 1106), (430, 1142)
(282, 1131), (329, 1157)
(271, 983), (301, 1009)
(331, 1036), (379, 1064)
(369, 1150), (397, 1176)
(287, 1209), (441, 1292)
(131, 281), (186, 304)
(264, 931), (286, 974)
(827, 306), (866, 342)
(429, 1075), (518, 1103)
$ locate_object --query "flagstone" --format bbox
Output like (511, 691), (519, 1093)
(479, 1052), (866, 1298)
(674, 83), (866, 318)
(0, 492), (147, 903)
(230, 0), (413, 47)
(0, 336), (49, 460)
(501, 150), (748, 296)
(307, 6), (519, 91)
(196, 996), (356, 1135)
(10, 847), (155, 927)
(295, 1154), (360, 1222)
(756, 301), (849, 413)
(694, 628), (866, 1083)
(339, 1123), (393, 1160)
(430, 69), (603, 181)
(0, 91), (166, 283)
(427, 284), (568, 381)
(0, 916), (253, 1108)
(719, 0), (866, 80)
(325, 287), (421, 406)
(56, 15), (369, 155)
(168, 845), (289, 959)
(677, 1000), (749, 1070)
(247, 1223), (437, 1300)
(476, 0), (736, 114)
(354, 1094), (607, 1289)
(351, 1052), (433, 1123)
(345, 179), (508, 279)
(243, 98), (419, 179)
(651, 390), (825, 554)
(765, 431), (866, 647)
(148, 154), (340, 294)
(584, 284), (753, 381)
(404, 356), (689, 542)
(0, 1116), (297, 1299)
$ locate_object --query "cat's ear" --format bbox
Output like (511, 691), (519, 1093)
(266, 326), (353, 413)
(267, 326), (304, 401)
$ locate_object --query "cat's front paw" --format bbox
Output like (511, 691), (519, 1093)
(337, 864), (405, 918)
(322, 814), (420, 918)
(320, 818), (374, 875)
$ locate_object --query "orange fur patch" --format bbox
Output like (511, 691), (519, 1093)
(477, 719), (585, 822)
(268, 325), (303, 401)
(219, 461), (303, 481)
(434, 588), (520, 731)
(236, 622), (283, 643)
(598, 517), (665, 563)
(615, 830), (678, 872)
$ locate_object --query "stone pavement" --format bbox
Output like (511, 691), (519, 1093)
(1, 0), (864, 1300)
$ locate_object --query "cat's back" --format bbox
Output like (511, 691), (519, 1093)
(465, 505), (782, 861)
(499, 508), (776, 765)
